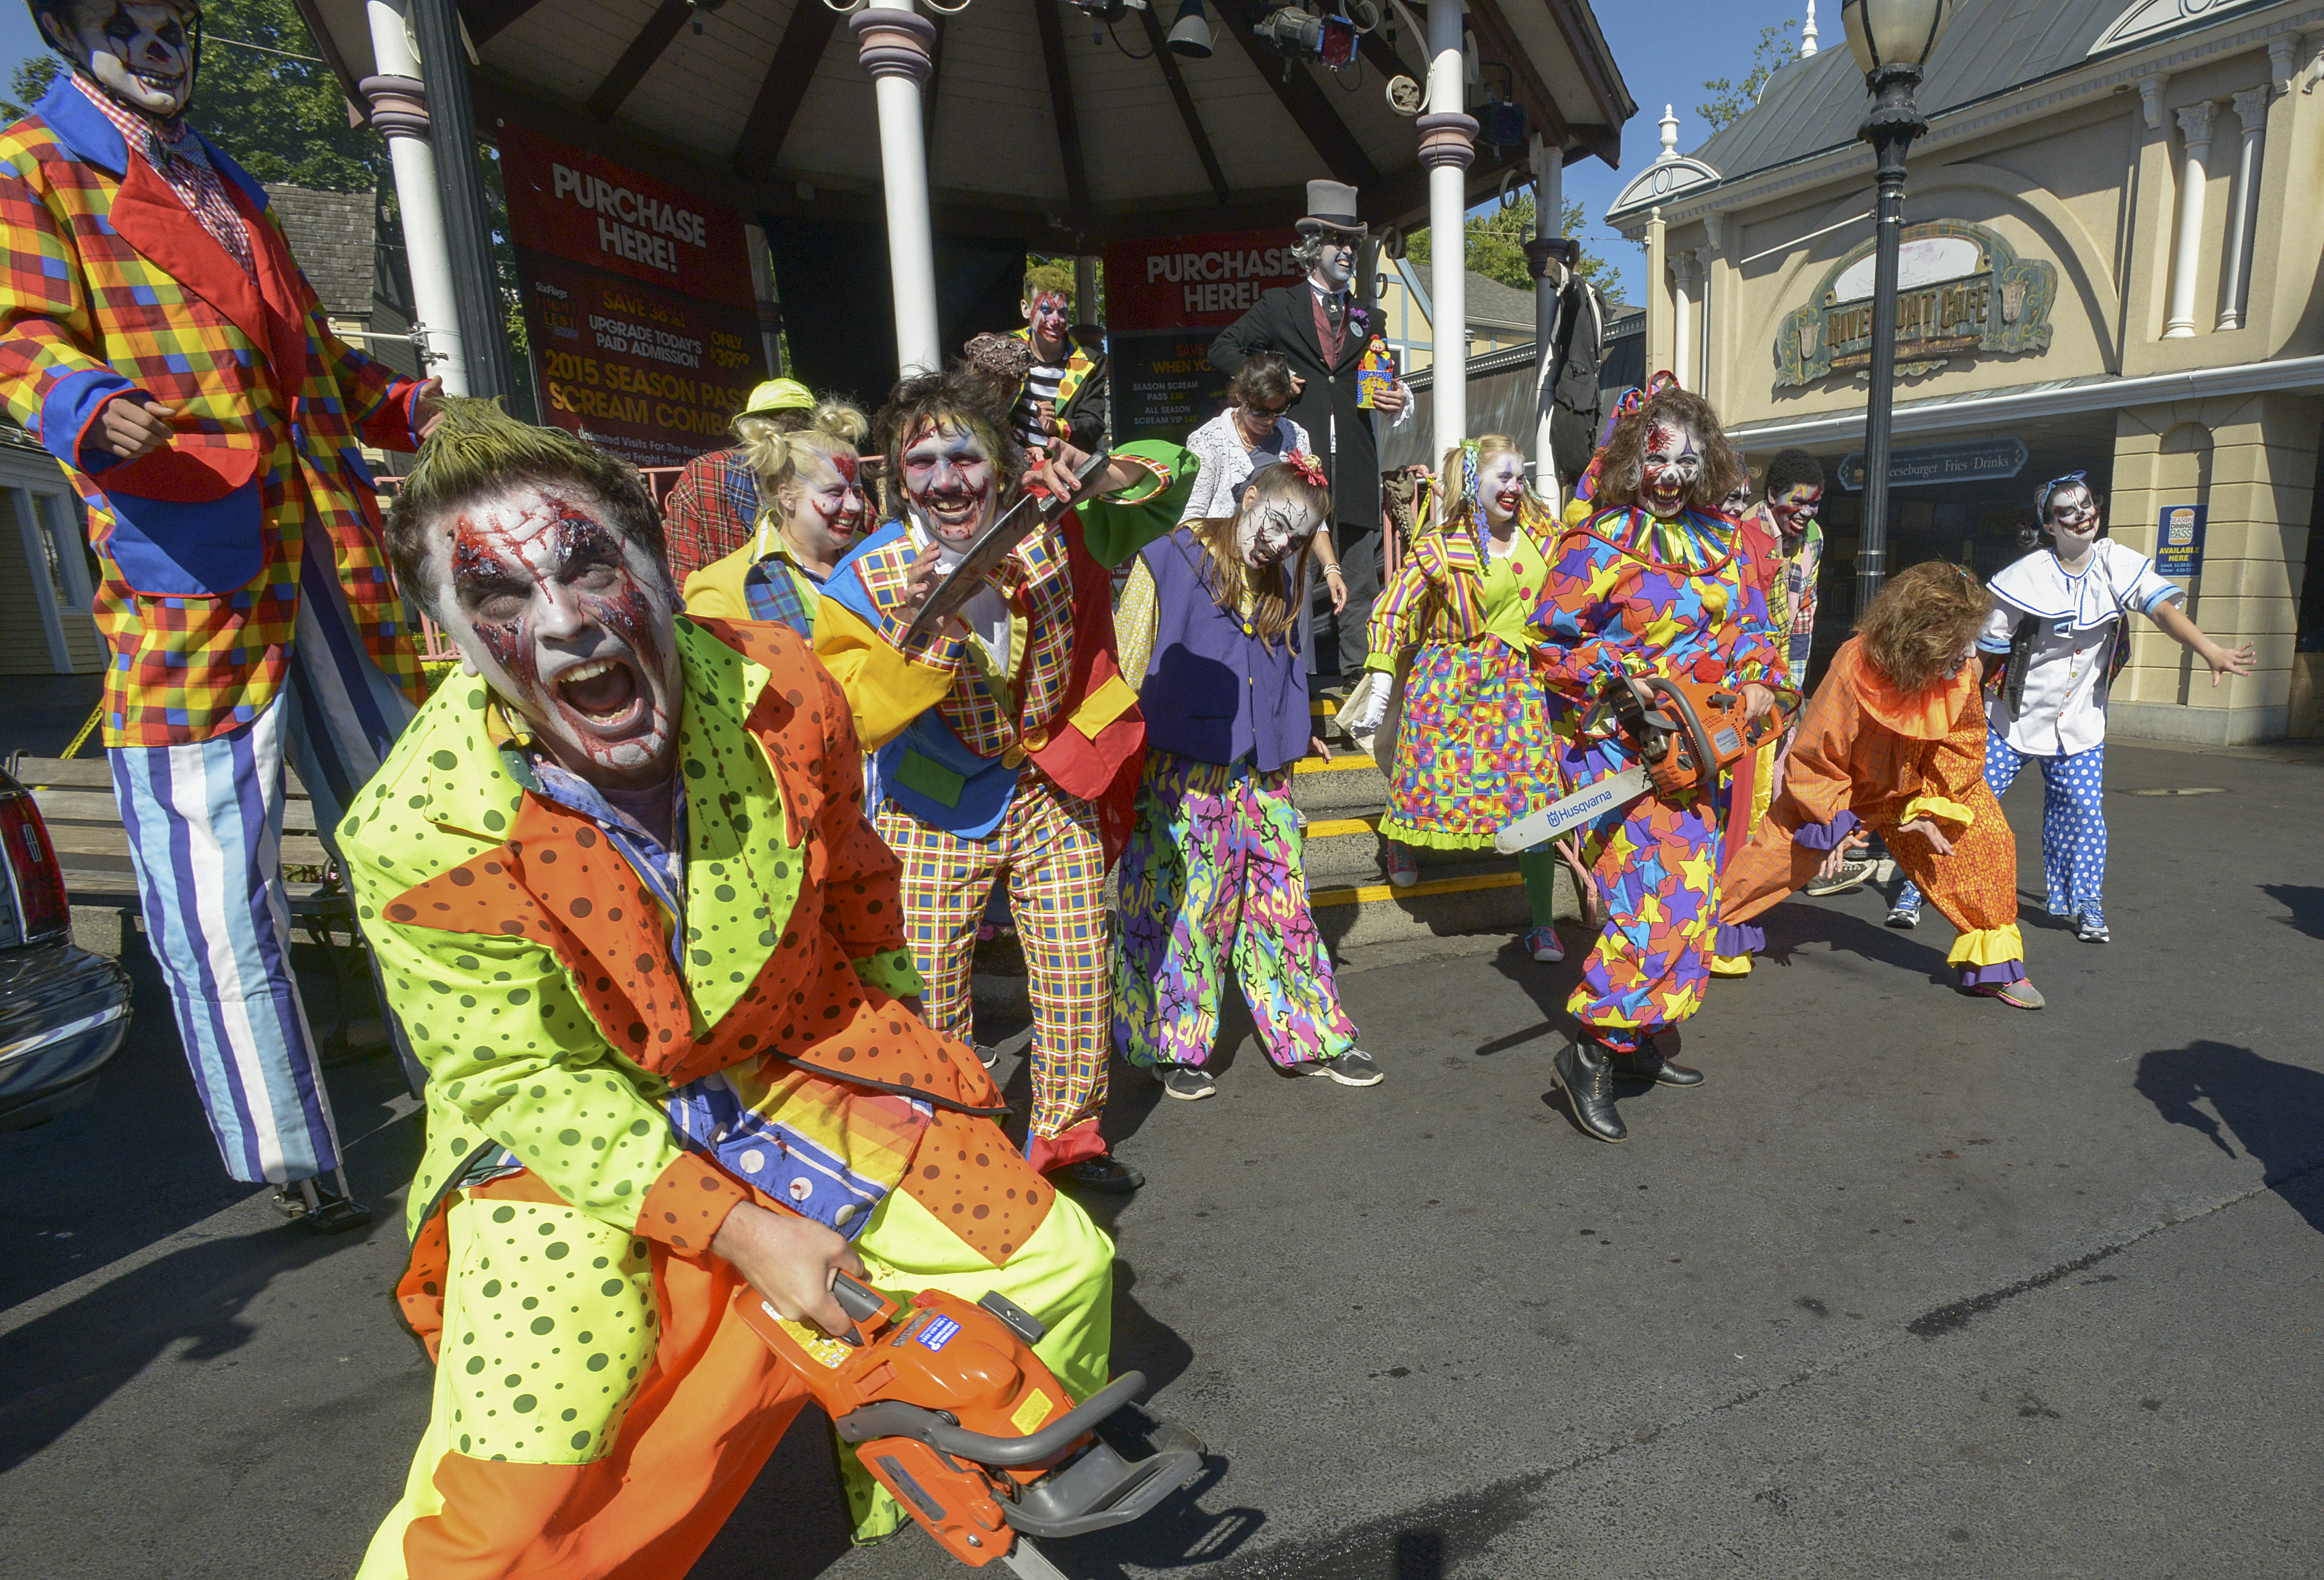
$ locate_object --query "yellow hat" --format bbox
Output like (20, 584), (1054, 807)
(744, 378), (814, 415)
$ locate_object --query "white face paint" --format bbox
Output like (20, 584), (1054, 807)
(899, 418), (997, 545)
(1234, 491), (1323, 569)
(2044, 485), (2100, 553)
(422, 481), (682, 791)
(1478, 450), (1526, 528)
(1639, 417), (1705, 520)
(781, 446), (867, 563)
(1309, 237), (1356, 291)
(53, 1), (195, 118)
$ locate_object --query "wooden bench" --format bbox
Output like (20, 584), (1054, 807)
(5, 752), (369, 1059)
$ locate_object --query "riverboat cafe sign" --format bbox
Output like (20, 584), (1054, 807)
(1776, 220), (2057, 388)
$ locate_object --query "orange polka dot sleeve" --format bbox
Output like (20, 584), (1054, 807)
(807, 655), (926, 1003)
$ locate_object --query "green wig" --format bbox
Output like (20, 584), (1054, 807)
(382, 397), (666, 610)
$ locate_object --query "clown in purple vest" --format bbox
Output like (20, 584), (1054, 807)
(1109, 452), (1381, 1102)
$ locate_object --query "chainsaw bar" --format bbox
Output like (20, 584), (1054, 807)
(1494, 764), (1651, 854)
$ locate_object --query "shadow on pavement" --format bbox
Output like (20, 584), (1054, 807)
(2136, 1041), (2324, 1234)
(2261, 884), (2324, 941)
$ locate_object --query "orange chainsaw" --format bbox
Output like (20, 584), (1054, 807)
(1495, 672), (1792, 853)
(736, 1273), (1203, 1577)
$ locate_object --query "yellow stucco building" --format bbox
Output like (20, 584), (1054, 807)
(1609, 0), (2324, 743)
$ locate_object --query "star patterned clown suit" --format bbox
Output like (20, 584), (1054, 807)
(0, 76), (429, 1188)
(1530, 506), (1793, 1051)
(345, 617), (1115, 1577)
(816, 443), (1194, 1173)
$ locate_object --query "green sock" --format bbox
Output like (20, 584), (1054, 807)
(1519, 847), (1558, 928)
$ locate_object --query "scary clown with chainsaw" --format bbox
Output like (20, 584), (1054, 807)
(1519, 386), (1797, 1144)
(344, 401), (1198, 1576)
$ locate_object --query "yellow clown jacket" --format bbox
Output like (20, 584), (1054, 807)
(340, 614), (1062, 1349)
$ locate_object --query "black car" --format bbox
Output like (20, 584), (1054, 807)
(0, 767), (131, 1129)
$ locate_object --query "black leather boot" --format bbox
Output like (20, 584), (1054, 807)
(1613, 1041), (1705, 1088)
(1552, 1036), (1627, 1143)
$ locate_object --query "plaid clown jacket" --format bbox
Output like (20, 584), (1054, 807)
(0, 78), (428, 748)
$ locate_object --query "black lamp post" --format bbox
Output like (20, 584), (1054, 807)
(1843, 0), (1952, 616)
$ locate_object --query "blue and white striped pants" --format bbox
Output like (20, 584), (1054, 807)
(109, 552), (416, 1184)
(1898, 728), (2107, 928)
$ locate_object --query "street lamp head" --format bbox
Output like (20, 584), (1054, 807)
(1840, 0), (1952, 77)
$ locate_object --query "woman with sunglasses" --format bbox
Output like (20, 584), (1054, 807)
(1889, 472), (2253, 943)
(1182, 352), (1349, 613)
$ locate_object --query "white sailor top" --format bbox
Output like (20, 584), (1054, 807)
(1977, 538), (2183, 757)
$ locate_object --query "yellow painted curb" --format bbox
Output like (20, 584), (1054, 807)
(1303, 815), (1381, 838)
(1293, 755), (1377, 774)
(1309, 871), (1525, 908)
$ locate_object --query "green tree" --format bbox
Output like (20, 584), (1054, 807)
(1406, 198), (1625, 305)
(1698, 20), (1800, 133)
(0, 54), (61, 121)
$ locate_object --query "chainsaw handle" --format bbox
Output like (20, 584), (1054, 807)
(835, 1370), (1148, 1465)
(833, 1272), (886, 1324)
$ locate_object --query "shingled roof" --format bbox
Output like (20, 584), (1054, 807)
(264, 184), (377, 319)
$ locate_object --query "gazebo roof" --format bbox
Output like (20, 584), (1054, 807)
(296, 0), (1633, 247)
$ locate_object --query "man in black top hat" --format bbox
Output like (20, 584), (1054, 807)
(1209, 178), (1407, 680)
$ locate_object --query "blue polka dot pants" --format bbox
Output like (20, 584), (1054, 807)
(1898, 731), (2107, 927)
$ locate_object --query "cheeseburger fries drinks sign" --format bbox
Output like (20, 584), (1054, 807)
(500, 128), (761, 467)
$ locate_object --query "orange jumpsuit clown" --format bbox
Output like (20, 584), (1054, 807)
(345, 616), (1113, 1576)
(1718, 634), (2031, 994)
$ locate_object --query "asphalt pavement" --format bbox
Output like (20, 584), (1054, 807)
(4, 737), (2320, 1579)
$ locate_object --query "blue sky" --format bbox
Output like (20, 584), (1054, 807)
(0, 0), (1809, 307)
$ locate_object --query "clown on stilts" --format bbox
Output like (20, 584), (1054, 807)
(0, 0), (445, 1225)
(815, 360), (1194, 1193)
(346, 400), (1119, 1572)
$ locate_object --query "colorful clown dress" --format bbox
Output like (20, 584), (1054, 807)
(344, 616), (1116, 1576)
(1530, 505), (1793, 1052)
(1365, 501), (1565, 848)
(1720, 636), (2029, 990)
(1111, 527), (1357, 1072)
(0, 77), (430, 1190)
(815, 444), (1193, 1173)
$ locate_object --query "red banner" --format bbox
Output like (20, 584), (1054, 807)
(499, 128), (761, 466)
(1102, 231), (1304, 331)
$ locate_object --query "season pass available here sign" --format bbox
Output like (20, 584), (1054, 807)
(499, 126), (760, 468)
(1102, 231), (1305, 442)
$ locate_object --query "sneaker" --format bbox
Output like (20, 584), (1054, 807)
(975, 1043), (1000, 1069)
(1157, 1065), (1216, 1101)
(2076, 915), (2110, 944)
(1061, 1155), (1144, 1194)
(1970, 979), (2046, 1011)
(1524, 925), (1564, 963)
(1804, 859), (1873, 897)
(1383, 843), (1419, 887)
(1886, 904), (1920, 929)
(1303, 1049), (1383, 1086)
(272, 1178), (372, 1233)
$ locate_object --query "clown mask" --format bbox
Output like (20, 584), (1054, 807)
(425, 482), (681, 790)
(1235, 490), (1322, 570)
(2043, 483), (2100, 552)
(1478, 450), (1526, 527)
(1024, 290), (1070, 361)
(1769, 482), (1824, 538)
(47, 1), (196, 120)
(900, 418), (998, 545)
(1638, 418), (1704, 519)
(784, 447), (867, 561)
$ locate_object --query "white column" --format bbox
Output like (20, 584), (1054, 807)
(852, 1), (943, 377)
(1420, 0), (1476, 463)
(362, 0), (469, 393)
(2216, 86), (2269, 332)
(2162, 100), (2216, 339)
(1670, 253), (1696, 390)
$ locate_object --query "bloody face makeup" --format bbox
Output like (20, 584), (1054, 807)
(900, 417), (997, 544)
(55, 1), (195, 118)
(424, 482), (680, 789)
(1769, 482), (1823, 538)
(2044, 484), (2100, 550)
(1639, 418), (1704, 519)
(782, 446), (867, 564)
(1235, 490), (1322, 569)
(1478, 450), (1526, 527)
(1024, 291), (1070, 359)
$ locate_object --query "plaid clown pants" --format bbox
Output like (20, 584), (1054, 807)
(876, 772), (1112, 1173)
